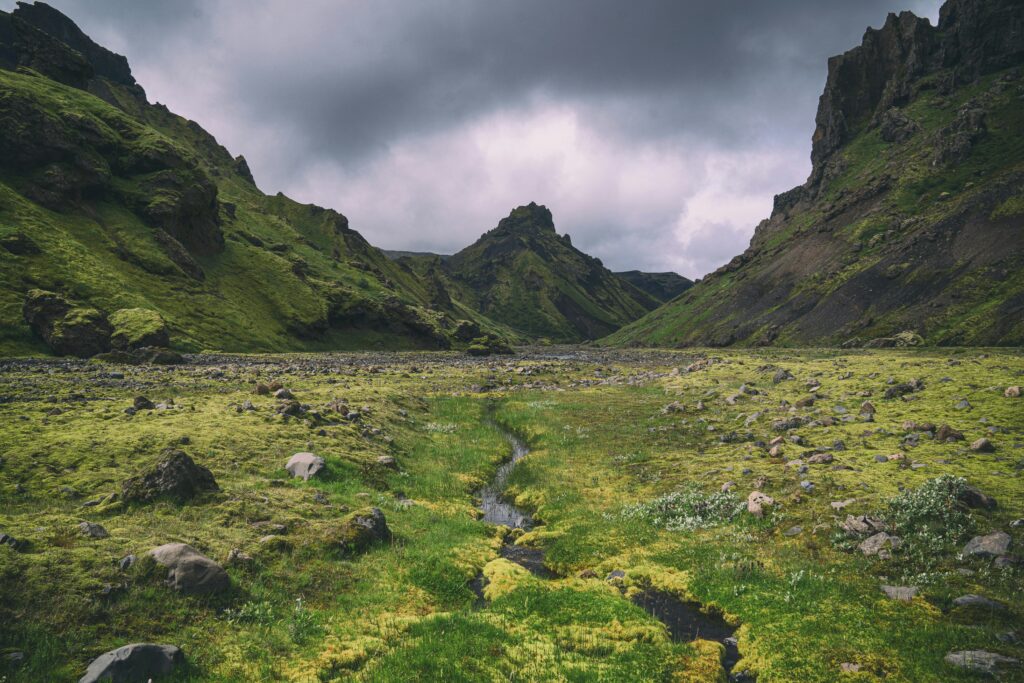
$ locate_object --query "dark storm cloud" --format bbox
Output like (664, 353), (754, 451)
(10, 0), (943, 277)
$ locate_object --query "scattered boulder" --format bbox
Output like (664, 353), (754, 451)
(747, 491), (775, 517)
(22, 289), (112, 357)
(859, 401), (876, 417)
(79, 643), (184, 683)
(859, 532), (901, 559)
(328, 507), (392, 554)
(1006, 386), (1021, 398)
(273, 388), (294, 400)
(970, 438), (995, 453)
(122, 450), (218, 504)
(376, 455), (399, 470)
(957, 485), (997, 510)
(963, 531), (1011, 558)
(936, 425), (965, 442)
(841, 515), (887, 536)
(953, 594), (1007, 611)
(133, 396), (155, 411)
(78, 522), (108, 539)
(881, 585), (918, 601)
(285, 452), (325, 481)
(808, 453), (834, 465)
(944, 650), (1019, 676)
(147, 543), (229, 594)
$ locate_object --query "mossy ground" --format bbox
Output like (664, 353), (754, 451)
(0, 348), (1022, 681)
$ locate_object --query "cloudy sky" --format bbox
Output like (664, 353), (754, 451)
(12, 0), (942, 278)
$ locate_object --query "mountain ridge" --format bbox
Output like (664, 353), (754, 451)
(605, 0), (1024, 348)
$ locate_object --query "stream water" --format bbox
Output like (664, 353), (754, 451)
(475, 419), (743, 678)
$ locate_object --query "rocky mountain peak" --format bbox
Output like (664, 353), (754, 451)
(495, 202), (556, 236)
(809, 0), (1023, 187)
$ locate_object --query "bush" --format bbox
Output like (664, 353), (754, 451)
(618, 488), (743, 531)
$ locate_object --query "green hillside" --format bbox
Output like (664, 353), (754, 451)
(605, 0), (1024, 348)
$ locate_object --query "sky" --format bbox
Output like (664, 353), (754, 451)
(9, 0), (943, 278)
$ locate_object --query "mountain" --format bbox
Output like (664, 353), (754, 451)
(614, 270), (693, 303)
(421, 203), (660, 342)
(0, 2), (510, 356)
(382, 249), (451, 261)
(606, 0), (1024, 348)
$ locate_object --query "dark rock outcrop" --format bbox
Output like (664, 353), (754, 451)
(22, 289), (112, 357)
(122, 450), (218, 504)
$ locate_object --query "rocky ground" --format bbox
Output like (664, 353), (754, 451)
(0, 347), (1022, 681)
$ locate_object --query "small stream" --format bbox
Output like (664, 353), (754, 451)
(474, 417), (743, 678)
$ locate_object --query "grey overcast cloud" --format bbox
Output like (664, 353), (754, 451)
(12, 0), (942, 278)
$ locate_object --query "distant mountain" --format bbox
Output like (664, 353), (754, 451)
(0, 2), (508, 355)
(432, 203), (660, 341)
(607, 0), (1024, 348)
(614, 271), (693, 303)
(382, 250), (451, 261)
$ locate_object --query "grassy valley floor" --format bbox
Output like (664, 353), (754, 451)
(0, 347), (1022, 681)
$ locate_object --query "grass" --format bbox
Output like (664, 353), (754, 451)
(0, 347), (1021, 681)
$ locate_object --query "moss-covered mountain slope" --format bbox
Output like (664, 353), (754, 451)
(0, 2), (514, 356)
(606, 0), (1024, 349)
(417, 203), (660, 342)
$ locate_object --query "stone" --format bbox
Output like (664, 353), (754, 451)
(808, 453), (833, 464)
(133, 396), (155, 410)
(22, 290), (112, 358)
(970, 438), (995, 453)
(376, 455), (399, 470)
(957, 485), (997, 510)
(255, 383), (270, 395)
(147, 543), (229, 594)
(78, 521), (108, 539)
(944, 650), (1019, 675)
(783, 525), (802, 537)
(952, 594), (1007, 611)
(122, 450), (218, 503)
(286, 452), (325, 481)
(329, 507), (392, 554)
(118, 554), (136, 571)
(936, 424), (964, 442)
(721, 481), (735, 493)
(962, 531), (1011, 558)
(859, 401), (875, 416)
(747, 491), (775, 517)
(831, 498), (856, 511)
(273, 388), (294, 400)
(955, 399), (972, 410)
(858, 532), (901, 558)
(79, 643), (184, 683)
(881, 585), (917, 601)
(1006, 386), (1021, 398)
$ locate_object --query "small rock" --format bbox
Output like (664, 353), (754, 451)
(376, 455), (399, 470)
(122, 450), (218, 504)
(1005, 386), (1021, 398)
(78, 522), (108, 539)
(721, 481), (735, 493)
(118, 554), (136, 571)
(255, 383), (270, 395)
(79, 643), (184, 683)
(970, 438), (995, 453)
(963, 531), (1011, 558)
(955, 399), (972, 410)
(881, 585), (917, 601)
(808, 453), (833, 465)
(286, 452), (325, 481)
(747, 491), (775, 517)
(273, 388), (294, 400)
(937, 424), (965, 442)
(783, 525), (802, 537)
(133, 396), (154, 411)
(953, 594), (1007, 611)
(859, 532), (901, 558)
(957, 485), (997, 510)
(944, 650), (1019, 675)
(831, 498), (856, 511)
(859, 401), (875, 416)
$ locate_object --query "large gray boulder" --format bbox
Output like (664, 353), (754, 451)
(79, 643), (183, 683)
(286, 452), (325, 481)
(147, 543), (229, 595)
(945, 650), (1019, 675)
(963, 531), (1011, 558)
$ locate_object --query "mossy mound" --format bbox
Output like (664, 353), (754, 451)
(108, 308), (169, 350)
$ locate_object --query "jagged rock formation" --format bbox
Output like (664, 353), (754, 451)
(434, 203), (660, 341)
(0, 2), (511, 355)
(607, 0), (1024, 348)
(614, 270), (693, 303)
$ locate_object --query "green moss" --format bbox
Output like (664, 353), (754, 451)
(108, 307), (168, 349)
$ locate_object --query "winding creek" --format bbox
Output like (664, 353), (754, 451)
(475, 417), (743, 678)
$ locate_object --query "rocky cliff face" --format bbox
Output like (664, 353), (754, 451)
(606, 0), (1024, 348)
